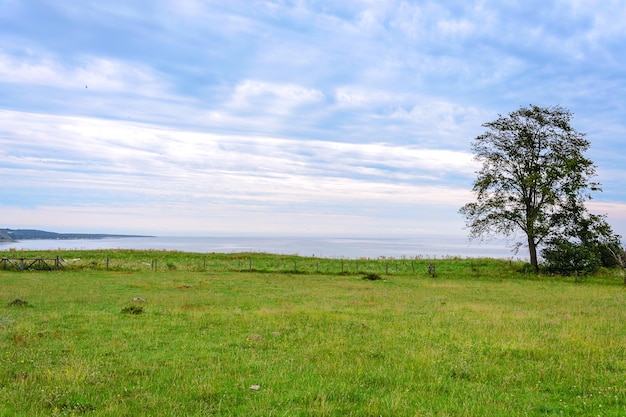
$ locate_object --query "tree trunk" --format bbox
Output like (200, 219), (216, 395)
(527, 235), (539, 273)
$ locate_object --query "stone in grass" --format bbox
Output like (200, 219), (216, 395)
(249, 385), (260, 391)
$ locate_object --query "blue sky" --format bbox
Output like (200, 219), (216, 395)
(1, 0), (625, 239)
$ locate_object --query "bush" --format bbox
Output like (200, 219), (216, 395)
(8, 299), (29, 307)
(362, 273), (382, 281)
(541, 239), (601, 276)
(121, 305), (144, 314)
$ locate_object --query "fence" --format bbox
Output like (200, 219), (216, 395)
(0, 254), (435, 275)
(81, 256), (427, 275)
(0, 252), (508, 277)
(0, 257), (62, 271)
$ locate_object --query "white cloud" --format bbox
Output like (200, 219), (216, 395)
(437, 17), (475, 36)
(0, 50), (170, 97)
(0, 110), (474, 211)
(333, 86), (399, 108)
(231, 79), (325, 109)
(588, 201), (626, 220)
(0, 109), (475, 237)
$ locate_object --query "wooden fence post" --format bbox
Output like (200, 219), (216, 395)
(428, 262), (436, 277)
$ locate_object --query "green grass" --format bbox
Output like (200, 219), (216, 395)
(0, 248), (526, 275)
(1, 250), (625, 416)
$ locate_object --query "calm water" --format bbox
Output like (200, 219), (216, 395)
(0, 236), (526, 259)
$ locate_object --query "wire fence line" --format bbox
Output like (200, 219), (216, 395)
(95, 256), (428, 275)
(0, 253), (463, 276)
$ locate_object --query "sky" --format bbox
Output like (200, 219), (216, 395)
(1, 0), (625, 240)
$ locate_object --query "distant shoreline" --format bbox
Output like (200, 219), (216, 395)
(0, 228), (153, 242)
(0, 235), (526, 260)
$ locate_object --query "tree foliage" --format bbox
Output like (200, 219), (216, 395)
(542, 212), (625, 276)
(541, 239), (601, 276)
(459, 105), (602, 271)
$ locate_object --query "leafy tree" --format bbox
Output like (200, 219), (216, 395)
(459, 105), (600, 272)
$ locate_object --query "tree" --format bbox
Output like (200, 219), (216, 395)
(459, 105), (600, 272)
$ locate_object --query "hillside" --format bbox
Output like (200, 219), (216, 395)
(0, 230), (13, 242)
(0, 228), (152, 241)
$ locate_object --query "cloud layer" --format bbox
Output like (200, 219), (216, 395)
(1, 1), (625, 237)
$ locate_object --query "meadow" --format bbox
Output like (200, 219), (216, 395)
(1, 250), (625, 416)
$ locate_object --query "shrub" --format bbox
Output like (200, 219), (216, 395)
(8, 299), (29, 307)
(541, 239), (601, 276)
(362, 273), (382, 281)
(121, 305), (144, 314)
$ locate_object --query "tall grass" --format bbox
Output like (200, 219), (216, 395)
(0, 250), (624, 416)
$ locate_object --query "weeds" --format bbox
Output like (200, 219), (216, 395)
(362, 273), (382, 280)
(7, 298), (28, 307)
(121, 305), (144, 314)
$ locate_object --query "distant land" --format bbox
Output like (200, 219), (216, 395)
(0, 228), (153, 242)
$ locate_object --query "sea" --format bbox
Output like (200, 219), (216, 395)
(0, 236), (527, 260)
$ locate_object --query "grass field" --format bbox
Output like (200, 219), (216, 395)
(1, 250), (625, 416)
